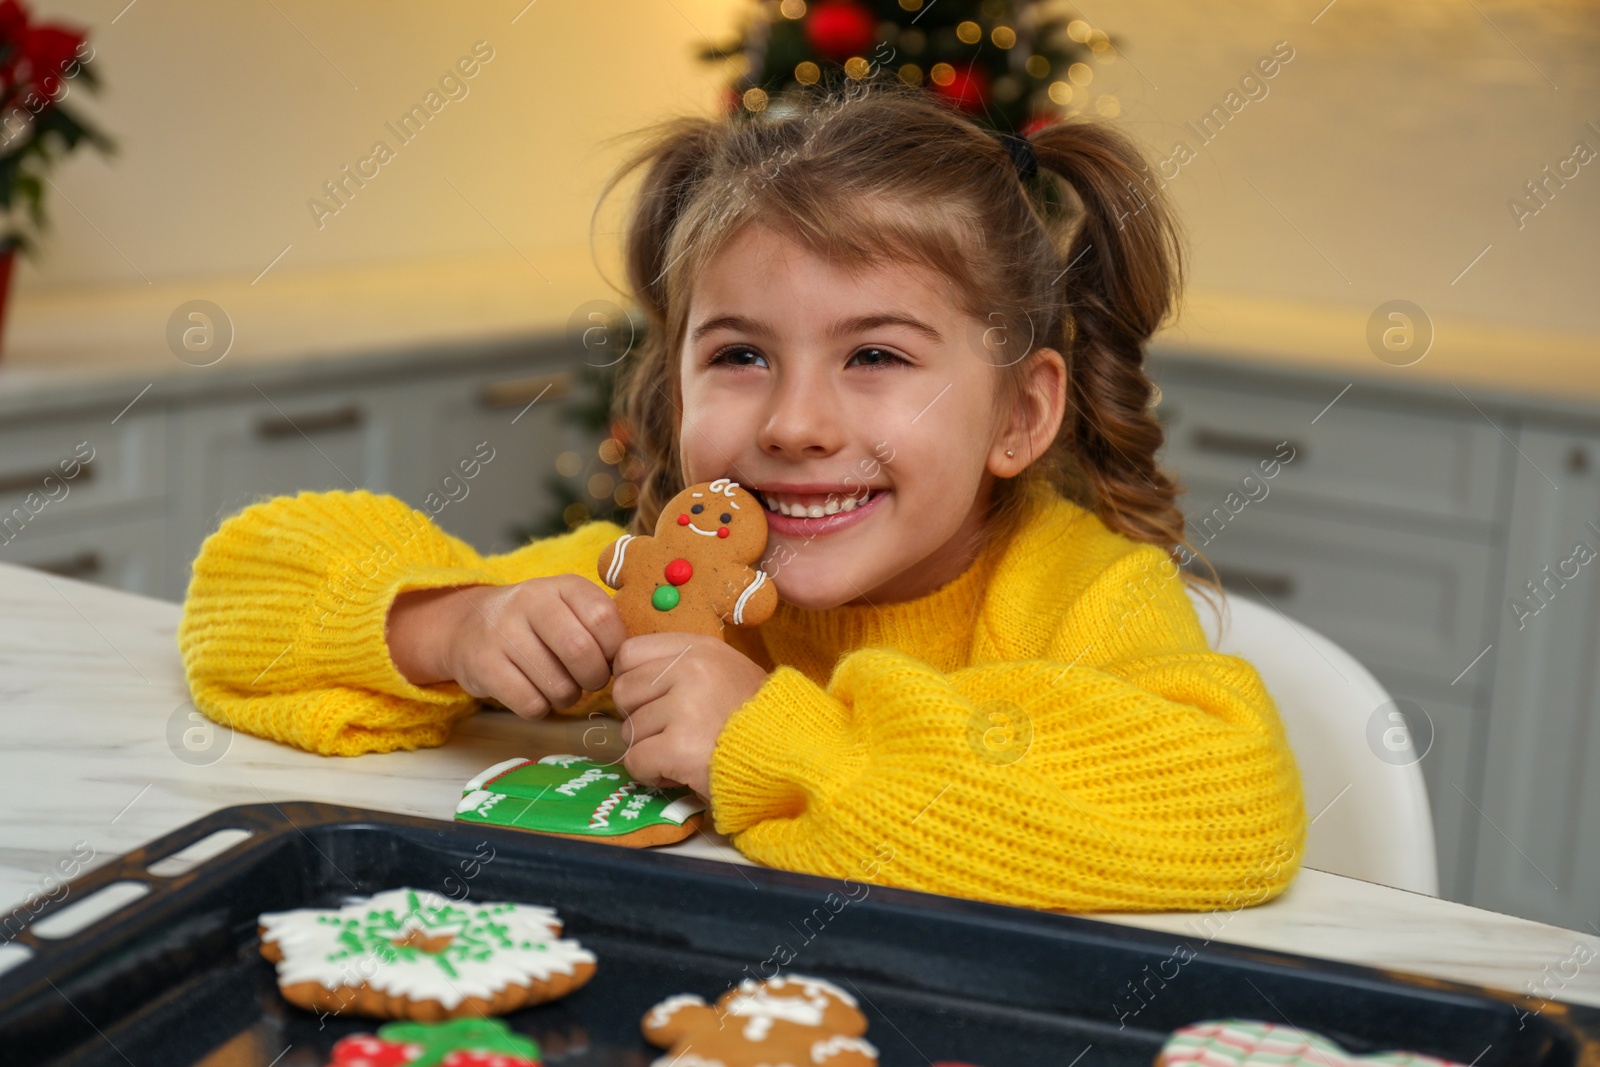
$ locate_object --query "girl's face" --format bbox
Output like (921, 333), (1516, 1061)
(678, 223), (1053, 609)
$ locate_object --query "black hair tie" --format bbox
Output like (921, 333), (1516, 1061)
(999, 131), (1038, 184)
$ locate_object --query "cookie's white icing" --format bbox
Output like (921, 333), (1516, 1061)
(731, 568), (769, 625)
(456, 789), (495, 815)
(728, 978), (830, 1041)
(813, 1035), (878, 1063)
(756, 974), (858, 1009)
(659, 795), (706, 825)
(707, 478), (740, 497)
(463, 758), (527, 792)
(606, 534), (634, 587)
(553, 766), (621, 797)
(645, 992), (706, 1032)
(258, 887), (594, 1010)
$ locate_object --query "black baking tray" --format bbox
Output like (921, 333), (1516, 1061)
(0, 801), (1592, 1066)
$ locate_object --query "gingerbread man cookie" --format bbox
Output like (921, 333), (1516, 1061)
(598, 478), (778, 637)
(641, 974), (878, 1067)
(1158, 1019), (1470, 1066)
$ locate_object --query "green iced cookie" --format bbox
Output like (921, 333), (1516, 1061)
(455, 755), (706, 847)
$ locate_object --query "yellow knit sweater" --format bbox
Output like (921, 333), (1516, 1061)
(178, 484), (1306, 912)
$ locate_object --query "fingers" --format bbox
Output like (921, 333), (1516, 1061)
(613, 632), (703, 678)
(621, 726), (688, 790)
(611, 636), (701, 714)
(557, 577), (631, 667)
(477, 605), (585, 717)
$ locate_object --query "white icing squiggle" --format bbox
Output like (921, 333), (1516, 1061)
(464, 758), (528, 792)
(731, 569), (769, 625)
(258, 887), (594, 1010)
(606, 535), (634, 587)
(707, 478), (739, 497)
(727, 980), (831, 1043)
(645, 992), (706, 1031)
(813, 1035), (878, 1063)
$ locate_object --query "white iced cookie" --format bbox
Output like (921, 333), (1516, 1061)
(257, 887), (596, 1021)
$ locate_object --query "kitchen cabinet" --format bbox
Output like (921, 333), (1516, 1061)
(1472, 426), (1600, 931)
(0, 339), (600, 603)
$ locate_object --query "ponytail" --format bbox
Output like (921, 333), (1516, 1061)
(1026, 120), (1188, 550)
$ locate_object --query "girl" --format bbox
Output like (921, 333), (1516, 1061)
(179, 77), (1306, 913)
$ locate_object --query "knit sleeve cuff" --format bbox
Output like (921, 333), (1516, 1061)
(706, 665), (868, 836)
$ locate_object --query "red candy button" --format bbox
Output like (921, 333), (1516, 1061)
(717, 527), (729, 538)
(677, 513), (689, 525)
(664, 558), (693, 585)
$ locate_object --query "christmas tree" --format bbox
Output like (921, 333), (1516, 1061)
(700, 0), (1119, 133)
(514, 358), (643, 541)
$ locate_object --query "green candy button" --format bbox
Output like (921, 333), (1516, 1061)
(652, 584), (680, 611)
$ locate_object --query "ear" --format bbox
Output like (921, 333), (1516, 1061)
(988, 347), (1066, 478)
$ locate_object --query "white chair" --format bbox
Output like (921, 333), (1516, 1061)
(1185, 584), (1440, 896)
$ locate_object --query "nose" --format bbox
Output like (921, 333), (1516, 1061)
(758, 360), (846, 460)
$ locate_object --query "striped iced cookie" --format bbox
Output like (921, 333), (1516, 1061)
(1158, 1019), (1469, 1067)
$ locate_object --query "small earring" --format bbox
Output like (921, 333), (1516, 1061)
(1005, 449), (1015, 458)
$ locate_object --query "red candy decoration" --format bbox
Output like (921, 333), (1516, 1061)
(665, 558), (693, 585)
(327, 1034), (419, 1066)
(717, 527), (729, 538)
(677, 513), (689, 526)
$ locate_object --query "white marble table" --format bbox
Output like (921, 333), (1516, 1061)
(1, 560), (1594, 1015)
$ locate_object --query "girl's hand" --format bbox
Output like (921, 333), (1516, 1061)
(611, 632), (769, 797)
(386, 576), (628, 718)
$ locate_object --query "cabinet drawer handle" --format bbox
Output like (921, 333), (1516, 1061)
(479, 371), (574, 410)
(254, 404), (365, 440)
(1192, 428), (1303, 461)
(0, 460), (94, 496)
(31, 551), (102, 580)
(1215, 567), (1295, 600)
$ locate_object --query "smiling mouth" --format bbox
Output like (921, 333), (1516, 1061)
(756, 488), (880, 519)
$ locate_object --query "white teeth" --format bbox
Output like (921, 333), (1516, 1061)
(760, 489), (875, 518)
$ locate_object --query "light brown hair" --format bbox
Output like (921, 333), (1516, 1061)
(594, 74), (1195, 565)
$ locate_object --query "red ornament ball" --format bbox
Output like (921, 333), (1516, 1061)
(665, 558), (693, 585)
(934, 63), (990, 113)
(805, 0), (876, 62)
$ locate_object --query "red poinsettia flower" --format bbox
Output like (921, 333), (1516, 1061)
(0, 0), (87, 106)
(24, 25), (85, 84)
(0, 0), (28, 39)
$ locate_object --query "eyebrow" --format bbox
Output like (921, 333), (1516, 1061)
(689, 312), (943, 345)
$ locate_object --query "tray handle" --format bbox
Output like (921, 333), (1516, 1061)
(0, 803), (321, 957)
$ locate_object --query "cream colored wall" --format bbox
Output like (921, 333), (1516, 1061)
(19, 0), (745, 289)
(17, 0), (1600, 340)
